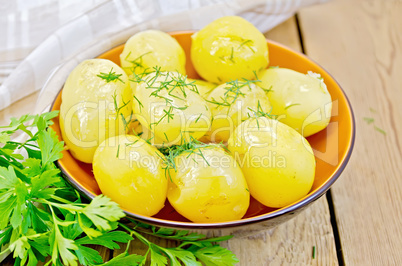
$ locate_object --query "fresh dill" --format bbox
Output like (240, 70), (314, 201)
(133, 94), (144, 112)
(284, 103), (301, 110)
(364, 109), (386, 135)
(124, 51), (152, 74)
(163, 132), (169, 142)
(111, 91), (130, 120)
(229, 47), (235, 63)
(261, 85), (273, 94)
(374, 126), (386, 135)
(239, 39), (253, 48)
(125, 138), (141, 147)
(116, 144), (121, 158)
(246, 100), (277, 129)
(207, 78), (260, 111)
(134, 68), (199, 127)
(363, 117), (374, 124)
(195, 113), (203, 123)
(97, 67), (125, 83)
(157, 136), (224, 179)
(238, 38), (255, 53)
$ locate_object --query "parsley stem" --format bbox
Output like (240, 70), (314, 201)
(50, 194), (77, 205)
(119, 222), (151, 246)
(0, 247), (10, 258)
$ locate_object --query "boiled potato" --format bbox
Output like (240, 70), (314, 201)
(120, 30), (186, 75)
(187, 78), (217, 98)
(60, 59), (132, 163)
(191, 16), (268, 83)
(93, 135), (167, 216)
(257, 68), (332, 137)
(228, 117), (315, 208)
(167, 146), (250, 222)
(204, 81), (271, 143)
(132, 71), (211, 146)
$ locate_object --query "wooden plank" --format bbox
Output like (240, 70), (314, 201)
(298, 0), (402, 264)
(0, 91), (39, 126)
(112, 17), (338, 265)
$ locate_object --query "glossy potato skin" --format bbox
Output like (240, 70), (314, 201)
(191, 16), (268, 83)
(93, 135), (168, 216)
(258, 68), (332, 137)
(120, 30), (186, 75)
(167, 147), (250, 222)
(132, 71), (211, 146)
(60, 59), (132, 163)
(228, 117), (315, 208)
(204, 82), (271, 143)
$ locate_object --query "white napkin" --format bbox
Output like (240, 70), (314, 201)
(0, 0), (329, 114)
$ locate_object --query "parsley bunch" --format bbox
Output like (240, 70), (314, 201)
(0, 112), (238, 265)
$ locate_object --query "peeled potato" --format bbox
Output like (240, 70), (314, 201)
(60, 59), (132, 163)
(191, 16), (268, 83)
(228, 117), (315, 208)
(120, 30), (186, 75)
(187, 78), (217, 98)
(93, 135), (167, 216)
(204, 81), (271, 143)
(132, 71), (211, 146)
(257, 68), (332, 137)
(167, 146), (250, 222)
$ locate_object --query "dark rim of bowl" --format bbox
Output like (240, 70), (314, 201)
(50, 35), (356, 229)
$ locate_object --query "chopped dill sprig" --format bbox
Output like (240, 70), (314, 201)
(133, 95), (144, 112)
(363, 117), (374, 124)
(124, 51), (152, 74)
(120, 112), (132, 131)
(374, 126), (386, 135)
(132, 68), (199, 127)
(97, 68), (125, 83)
(195, 113), (203, 123)
(157, 136), (225, 180)
(207, 78), (260, 111)
(229, 47), (235, 63)
(111, 90), (130, 119)
(261, 85), (273, 94)
(116, 144), (121, 158)
(364, 109), (386, 136)
(238, 38), (255, 53)
(125, 138), (141, 147)
(284, 103), (301, 110)
(246, 100), (277, 128)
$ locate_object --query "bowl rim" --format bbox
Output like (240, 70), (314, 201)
(51, 33), (356, 229)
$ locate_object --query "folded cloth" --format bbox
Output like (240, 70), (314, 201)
(0, 0), (329, 114)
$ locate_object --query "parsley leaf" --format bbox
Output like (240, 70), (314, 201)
(194, 245), (239, 265)
(0, 111), (238, 265)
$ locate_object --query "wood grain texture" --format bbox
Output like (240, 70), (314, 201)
(111, 17), (339, 265)
(299, 0), (402, 264)
(0, 91), (39, 126)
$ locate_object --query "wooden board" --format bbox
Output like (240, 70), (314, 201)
(298, 0), (402, 264)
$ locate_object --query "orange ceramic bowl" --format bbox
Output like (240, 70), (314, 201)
(50, 31), (355, 232)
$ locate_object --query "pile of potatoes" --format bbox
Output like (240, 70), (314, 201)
(60, 16), (332, 223)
